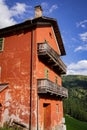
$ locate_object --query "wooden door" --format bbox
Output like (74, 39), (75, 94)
(43, 103), (51, 130)
(0, 104), (2, 123)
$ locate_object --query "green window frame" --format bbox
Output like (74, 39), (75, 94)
(55, 76), (58, 84)
(45, 68), (49, 79)
(0, 38), (4, 51)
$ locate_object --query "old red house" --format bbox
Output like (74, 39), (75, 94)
(0, 5), (68, 130)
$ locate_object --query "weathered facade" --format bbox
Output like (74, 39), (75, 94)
(0, 5), (68, 130)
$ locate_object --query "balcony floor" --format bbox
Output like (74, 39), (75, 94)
(37, 79), (68, 98)
(37, 43), (66, 74)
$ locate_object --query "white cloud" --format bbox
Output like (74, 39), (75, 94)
(76, 20), (87, 28)
(74, 44), (87, 52)
(41, 2), (58, 15)
(67, 60), (87, 75)
(0, 1), (58, 29)
(0, 0), (16, 28)
(10, 3), (28, 17)
(49, 4), (58, 13)
(0, 0), (32, 28)
(79, 32), (87, 42)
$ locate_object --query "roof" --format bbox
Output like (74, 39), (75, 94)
(0, 16), (66, 55)
(0, 83), (8, 92)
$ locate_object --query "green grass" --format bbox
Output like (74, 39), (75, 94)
(0, 128), (12, 130)
(65, 114), (87, 130)
(0, 127), (18, 130)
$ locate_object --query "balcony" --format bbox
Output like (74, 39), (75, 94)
(37, 79), (68, 98)
(37, 42), (66, 74)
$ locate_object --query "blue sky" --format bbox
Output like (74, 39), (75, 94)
(0, 0), (87, 75)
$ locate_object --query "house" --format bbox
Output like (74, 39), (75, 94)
(0, 5), (68, 130)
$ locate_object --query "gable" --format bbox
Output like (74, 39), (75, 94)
(0, 16), (66, 56)
(51, 26), (61, 55)
(36, 25), (61, 55)
(33, 16), (66, 55)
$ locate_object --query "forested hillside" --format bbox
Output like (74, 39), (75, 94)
(62, 75), (87, 122)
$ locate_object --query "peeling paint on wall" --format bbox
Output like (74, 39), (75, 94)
(3, 108), (9, 123)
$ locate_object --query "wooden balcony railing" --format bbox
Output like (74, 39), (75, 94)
(37, 42), (66, 74)
(37, 79), (68, 98)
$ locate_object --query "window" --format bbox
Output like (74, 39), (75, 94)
(56, 104), (59, 113)
(49, 32), (53, 38)
(55, 76), (58, 84)
(0, 38), (4, 51)
(0, 103), (2, 122)
(45, 68), (49, 79)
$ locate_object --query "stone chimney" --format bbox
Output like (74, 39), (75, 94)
(34, 5), (43, 18)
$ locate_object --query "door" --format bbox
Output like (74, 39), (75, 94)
(43, 103), (51, 130)
(0, 104), (2, 126)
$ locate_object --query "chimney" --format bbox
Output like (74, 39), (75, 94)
(34, 5), (43, 18)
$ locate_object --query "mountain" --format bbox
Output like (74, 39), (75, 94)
(62, 75), (87, 122)
(62, 75), (87, 88)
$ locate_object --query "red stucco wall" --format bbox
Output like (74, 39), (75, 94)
(0, 25), (64, 130)
(36, 26), (64, 130)
(0, 31), (32, 127)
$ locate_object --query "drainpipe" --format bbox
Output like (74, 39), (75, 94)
(29, 26), (39, 130)
(29, 26), (34, 130)
(37, 96), (39, 130)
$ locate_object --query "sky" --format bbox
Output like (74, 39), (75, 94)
(0, 0), (87, 75)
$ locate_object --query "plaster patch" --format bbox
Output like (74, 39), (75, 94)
(5, 102), (10, 107)
(10, 114), (22, 122)
(14, 85), (20, 89)
(5, 91), (11, 102)
(3, 108), (9, 123)
(21, 112), (25, 116)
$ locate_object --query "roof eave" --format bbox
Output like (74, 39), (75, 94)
(0, 16), (66, 55)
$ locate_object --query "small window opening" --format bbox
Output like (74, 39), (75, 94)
(56, 104), (59, 113)
(0, 38), (4, 51)
(49, 32), (53, 38)
(45, 68), (49, 79)
(55, 76), (58, 84)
